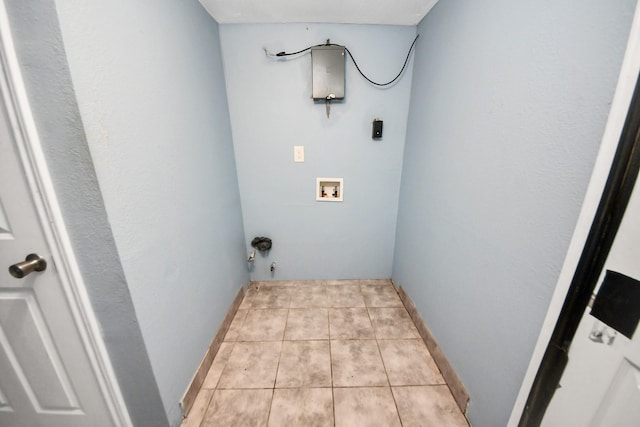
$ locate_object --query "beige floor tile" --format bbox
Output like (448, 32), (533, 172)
(223, 309), (248, 341)
(392, 385), (469, 427)
(239, 282), (290, 309)
(285, 308), (329, 340)
(186, 280), (467, 427)
(180, 389), (213, 427)
(334, 387), (401, 427)
(202, 342), (235, 389)
(358, 279), (393, 286)
(276, 341), (331, 388)
(327, 284), (366, 308)
(329, 308), (375, 339)
(368, 307), (420, 339)
(378, 339), (445, 385)
(238, 309), (288, 341)
(331, 340), (388, 387)
(360, 284), (403, 308)
(290, 284), (329, 308)
(249, 285), (291, 309)
(252, 280), (296, 287)
(238, 288), (255, 310)
(201, 389), (272, 427)
(217, 341), (282, 389)
(268, 388), (333, 427)
(324, 279), (356, 286)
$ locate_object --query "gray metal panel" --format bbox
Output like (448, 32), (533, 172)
(311, 46), (345, 100)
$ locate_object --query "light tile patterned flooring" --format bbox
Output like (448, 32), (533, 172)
(182, 280), (469, 427)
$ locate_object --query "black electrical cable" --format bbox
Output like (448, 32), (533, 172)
(275, 46), (313, 56)
(269, 34), (420, 87)
(273, 40), (341, 56)
(345, 34), (419, 87)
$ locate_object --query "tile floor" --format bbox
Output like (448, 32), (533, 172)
(181, 280), (469, 427)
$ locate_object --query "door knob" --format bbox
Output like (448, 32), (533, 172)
(8, 254), (47, 278)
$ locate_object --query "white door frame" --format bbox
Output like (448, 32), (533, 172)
(0, 2), (132, 426)
(508, 1), (640, 425)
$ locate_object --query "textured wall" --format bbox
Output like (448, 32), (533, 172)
(4, 1), (168, 425)
(392, 1), (636, 426)
(53, 1), (247, 424)
(220, 23), (415, 281)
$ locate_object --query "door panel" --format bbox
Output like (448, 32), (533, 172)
(0, 83), (113, 426)
(542, 176), (640, 426)
(0, 293), (80, 411)
(0, 383), (9, 412)
(0, 199), (11, 239)
(590, 359), (640, 427)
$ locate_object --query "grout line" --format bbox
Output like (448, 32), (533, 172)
(332, 385), (398, 389)
(368, 284), (405, 426)
(208, 341), (236, 390)
(373, 339), (392, 389)
(265, 290), (289, 427)
(324, 283), (337, 426)
(196, 280), (468, 426)
(365, 298), (379, 341)
(329, 323), (336, 427)
(225, 309), (249, 343)
(388, 376), (405, 427)
(264, 388), (275, 427)
(196, 389), (214, 427)
(281, 298), (292, 341)
(273, 309), (290, 387)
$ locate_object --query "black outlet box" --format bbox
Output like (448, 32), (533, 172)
(372, 119), (383, 139)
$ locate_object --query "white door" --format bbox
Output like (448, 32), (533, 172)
(0, 84), (117, 426)
(542, 177), (640, 426)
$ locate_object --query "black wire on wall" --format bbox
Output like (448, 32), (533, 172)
(264, 34), (420, 87)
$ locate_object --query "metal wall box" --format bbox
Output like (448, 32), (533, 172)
(311, 46), (345, 100)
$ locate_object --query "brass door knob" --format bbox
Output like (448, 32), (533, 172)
(9, 254), (47, 278)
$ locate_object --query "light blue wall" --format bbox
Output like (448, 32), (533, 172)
(392, 1), (635, 426)
(220, 24), (415, 281)
(53, 1), (247, 424)
(5, 1), (168, 425)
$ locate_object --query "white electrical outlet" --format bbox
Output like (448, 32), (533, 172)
(294, 146), (304, 162)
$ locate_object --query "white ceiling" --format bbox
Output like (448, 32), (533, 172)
(199, 0), (439, 26)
